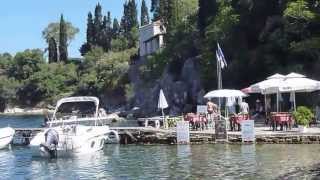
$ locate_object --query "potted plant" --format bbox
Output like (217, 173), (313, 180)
(292, 106), (314, 133)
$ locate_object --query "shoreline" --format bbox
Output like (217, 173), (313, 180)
(1, 107), (53, 116)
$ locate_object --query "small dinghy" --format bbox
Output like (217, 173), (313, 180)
(0, 127), (15, 149)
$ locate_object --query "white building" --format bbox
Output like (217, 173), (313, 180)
(139, 20), (166, 57)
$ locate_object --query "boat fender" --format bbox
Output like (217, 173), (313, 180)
(105, 130), (120, 144)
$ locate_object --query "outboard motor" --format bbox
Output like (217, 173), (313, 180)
(40, 129), (59, 158)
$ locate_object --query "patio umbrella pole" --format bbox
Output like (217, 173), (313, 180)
(264, 94), (267, 118)
(293, 92), (296, 111)
(277, 92), (279, 112)
(161, 108), (166, 129)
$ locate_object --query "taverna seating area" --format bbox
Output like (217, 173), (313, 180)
(144, 72), (320, 135)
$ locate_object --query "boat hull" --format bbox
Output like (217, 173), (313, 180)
(30, 125), (109, 158)
(0, 127), (15, 149)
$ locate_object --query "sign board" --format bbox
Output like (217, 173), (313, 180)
(241, 120), (255, 142)
(215, 119), (227, 141)
(197, 105), (207, 114)
(176, 121), (190, 144)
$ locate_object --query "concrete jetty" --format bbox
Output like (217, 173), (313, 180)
(12, 126), (320, 145)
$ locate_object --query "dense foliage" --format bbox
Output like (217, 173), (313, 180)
(145, 0), (320, 92)
(1, 0), (320, 111)
(0, 1), (140, 109)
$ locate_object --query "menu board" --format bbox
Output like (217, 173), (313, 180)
(215, 119), (227, 141)
(241, 120), (255, 142)
(197, 105), (207, 114)
(176, 121), (190, 144)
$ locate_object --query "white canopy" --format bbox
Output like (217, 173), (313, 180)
(264, 73), (320, 93)
(204, 89), (248, 98)
(247, 72), (320, 111)
(249, 73), (285, 94)
(55, 96), (100, 108)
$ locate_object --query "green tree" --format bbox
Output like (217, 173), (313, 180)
(94, 3), (103, 44)
(198, 0), (218, 36)
(77, 47), (135, 95)
(8, 49), (45, 81)
(151, 0), (160, 20)
(141, 0), (150, 26)
(0, 53), (13, 70)
(205, 1), (239, 41)
(48, 37), (58, 63)
(284, 0), (316, 21)
(59, 14), (68, 62)
(112, 18), (120, 38)
(27, 63), (78, 103)
(80, 12), (94, 56)
(111, 36), (129, 52)
(42, 21), (79, 45)
(120, 0), (139, 48)
(0, 77), (21, 109)
(87, 12), (95, 45)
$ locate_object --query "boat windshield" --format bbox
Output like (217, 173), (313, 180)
(54, 101), (96, 120)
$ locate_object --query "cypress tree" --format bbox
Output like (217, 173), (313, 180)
(102, 15), (107, 30)
(80, 12), (94, 56)
(87, 12), (94, 45)
(48, 37), (58, 63)
(120, 2), (130, 36)
(94, 3), (103, 44)
(198, 0), (218, 36)
(107, 11), (112, 29)
(128, 0), (138, 28)
(100, 12), (112, 51)
(151, 0), (160, 20)
(59, 14), (68, 62)
(112, 18), (120, 38)
(141, 0), (150, 26)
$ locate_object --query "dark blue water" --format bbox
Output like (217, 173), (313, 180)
(0, 116), (319, 179)
(0, 115), (44, 128)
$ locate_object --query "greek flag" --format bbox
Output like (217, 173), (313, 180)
(216, 43), (227, 69)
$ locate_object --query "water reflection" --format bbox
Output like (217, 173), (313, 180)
(0, 141), (319, 179)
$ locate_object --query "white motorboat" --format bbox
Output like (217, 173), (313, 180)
(30, 96), (119, 158)
(0, 127), (15, 149)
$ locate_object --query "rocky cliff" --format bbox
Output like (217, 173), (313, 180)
(128, 56), (206, 117)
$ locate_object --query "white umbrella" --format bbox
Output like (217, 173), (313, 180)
(249, 73), (285, 94)
(246, 73), (285, 112)
(204, 89), (248, 118)
(263, 72), (320, 111)
(204, 89), (248, 98)
(279, 73), (320, 111)
(158, 89), (168, 128)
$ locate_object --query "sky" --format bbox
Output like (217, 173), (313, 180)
(0, 0), (151, 58)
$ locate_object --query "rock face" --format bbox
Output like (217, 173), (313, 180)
(129, 56), (205, 117)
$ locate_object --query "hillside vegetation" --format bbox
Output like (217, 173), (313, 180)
(0, 0), (319, 112)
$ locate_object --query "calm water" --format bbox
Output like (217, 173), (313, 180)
(0, 115), (320, 179)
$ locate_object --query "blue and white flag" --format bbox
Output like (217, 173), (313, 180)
(217, 43), (227, 69)
(216, 50), (224, 69)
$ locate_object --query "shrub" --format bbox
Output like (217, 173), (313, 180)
(292, 106), (314, 126)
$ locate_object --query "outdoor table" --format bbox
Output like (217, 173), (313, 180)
(230, 114), (250, 131)
(184, 113), (208, 130)
(270, 112), (293, 131)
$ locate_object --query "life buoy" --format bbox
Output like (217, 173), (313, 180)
(155, 120), (160, 129)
